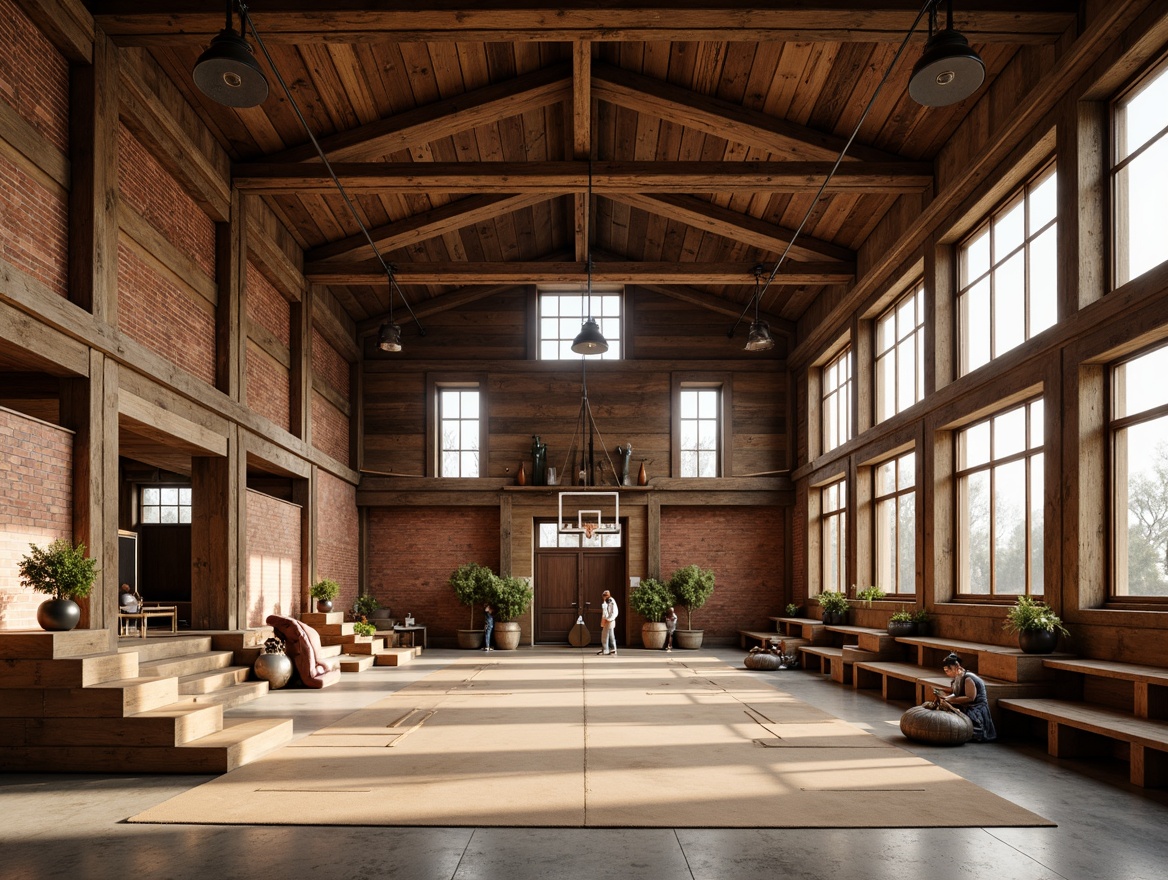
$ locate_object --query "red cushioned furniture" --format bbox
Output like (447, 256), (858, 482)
(266, 615), (341, 688)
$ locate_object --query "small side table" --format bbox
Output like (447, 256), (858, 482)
(393, 624), (427, 649)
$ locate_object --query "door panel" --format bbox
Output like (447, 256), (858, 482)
(535, 547), (625, 644)
(583, 553), (626, 645)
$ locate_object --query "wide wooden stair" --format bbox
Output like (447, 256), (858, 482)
(0, 629), (292, 774)
(301, 611), (421, 669)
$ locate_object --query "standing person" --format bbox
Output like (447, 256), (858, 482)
(937, 652), (997, 742)
(482, 603), (494, 651)
(663, 606), (678, 652)
(597, 590), (619, 656)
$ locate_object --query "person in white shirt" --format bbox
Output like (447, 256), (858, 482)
(597, 590), (619, 656)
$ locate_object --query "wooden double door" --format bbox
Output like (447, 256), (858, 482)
(535, 545), (626, 645)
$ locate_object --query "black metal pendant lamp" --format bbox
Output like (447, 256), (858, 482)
(192, 0), (269, 108)
(744, 265), (775, 352)
(909, 0), (985, 107)
(571, 162), (609, 356)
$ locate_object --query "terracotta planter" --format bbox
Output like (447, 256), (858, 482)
(458, 628), (485, 649)
(493, 621), (522, 650)
(674, 629), (703, 650)
(641, 622), (667, 649)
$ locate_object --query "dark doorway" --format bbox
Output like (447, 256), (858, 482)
(534, 518), (626, 644)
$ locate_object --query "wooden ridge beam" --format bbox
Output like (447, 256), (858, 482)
(265, 64), (571, 165)
(308, 260), (854, 286)
(593, 62), (900, 164)
(93, 3), (1076, 45)
(307, 193), (551, 263)
(608, 192), (854, 263)
(234, 161), (933, 195)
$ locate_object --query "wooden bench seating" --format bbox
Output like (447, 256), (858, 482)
(799, 645), (849, 683)
(999, 698), (1168, 788)
(894, 635), (1068, 682)
(739, 630), (782, 649)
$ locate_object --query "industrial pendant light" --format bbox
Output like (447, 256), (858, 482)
(909, 0), (985, 107)
(571, 162), (608, 356)
(744, 266), (775, 352)
(378, 269), (404, 352)
(193, 0), (269, 108)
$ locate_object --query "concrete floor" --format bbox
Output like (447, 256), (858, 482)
(3, 645), (1167, 880)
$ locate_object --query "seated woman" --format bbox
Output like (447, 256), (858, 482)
(937, 652), (997, 742)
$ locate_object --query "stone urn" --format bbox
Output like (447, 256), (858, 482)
(253, 637), (293, 689)
(641, 622), (667, 650)
(494, 621), (522, 650)
(675, 629), (704, 650)
(458, 628), (485, 649)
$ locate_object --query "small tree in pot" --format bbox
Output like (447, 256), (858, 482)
(667, 564), (715, 649)
(19, 539), (97, 632)
(310, 578), (340, 613)
(449, 562), (496, 649)
(630, 577), (672, 649)
(817, 589), (850, 625)
(489, 574), (534, 650)
(1003, 595), (1069, 654)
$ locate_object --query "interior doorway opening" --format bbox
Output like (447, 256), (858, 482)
(533, 517), (627, 645)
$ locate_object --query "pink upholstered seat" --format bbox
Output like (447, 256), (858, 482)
(266, 615), (341, 689)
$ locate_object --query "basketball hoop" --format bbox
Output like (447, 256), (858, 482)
(558, 491), (621, 536)
(583, 522), (598, 539)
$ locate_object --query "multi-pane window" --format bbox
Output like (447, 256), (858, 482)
(439, 388), (480, 477)
(821, 478), (847, 594)
(1111, 343), (1168, 598)
(956, 398), (1044, 597)
(537, 522), (622, 549)
(1113, 58), (1168, 286)
(140, 486), (191, 524)
(538, 292), (621, 360)
(957, 164), (1058, 375)
(875, 284), (925, 422)
(874, 452), (916, 596)
(679, 388), (720, 477)
(822, 348), (852, 453)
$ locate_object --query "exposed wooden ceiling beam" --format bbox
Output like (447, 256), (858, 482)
(265, 64), (572, 164)
(93, 3), (1077, 45)
(608, 192), (854, 262)
(235, 160), (933, 194)
(307, 193), (553, 263)
(573, 42), (592, 262)
(356, 285), (518, 332)
(307, 260), (855, 286)
(638, 283), (795, 337)
(593, 62), (899, 164)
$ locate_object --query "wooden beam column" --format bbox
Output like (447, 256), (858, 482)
(500, 492), (513, 576)
(290, 285), (314, 444)
(216, 189), (248, 402)
(648, 492), (661, 580)
(190, 425), (245, 630)
(68, 29), (119, 325)
(294, 470), (314, 602)
(60, 352), (119, 649)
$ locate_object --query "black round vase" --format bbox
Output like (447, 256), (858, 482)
(1018, 628), (1058, 654)
(37, 598), (81, 631)
(316, 599), (334, 613)
(887, 620), (915, 638)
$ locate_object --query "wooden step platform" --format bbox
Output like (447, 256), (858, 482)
(799, 645), (849, 683)
(338, 654), (376, 672)
(374, 647), (418, 666)
(893, 635), (1070, 682)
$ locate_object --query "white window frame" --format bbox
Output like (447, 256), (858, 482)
(821, 478), (847, 595)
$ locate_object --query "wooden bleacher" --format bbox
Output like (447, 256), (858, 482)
(999, 658), (1168, 788)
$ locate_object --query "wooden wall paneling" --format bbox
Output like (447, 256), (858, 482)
(68, 31), (119, 325)
(15, 0), (92, 63)
(312, 290), (360, 362)
(853, 312), (872, 437)
(246, 202), (305, 302)
(1063, 99), (1108, 313)
(191, 431), (238, 630)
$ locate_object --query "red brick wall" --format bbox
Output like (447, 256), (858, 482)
(312, 328), (349, 401)
(245, 489), (301, 627)
(366, 507), (499, 641)
(0, 407), (73, 630)
(247, 263), (290, 346)
(311, 392), (349, 465)
(0, 0), (69, 151)
(314, 470), (358, 614)
(660, 505), (786, 641)
(246, 344), (291, 432)
(0, 153), (68, 297)
(118, 126), (216, 279)
(117, 243), (217, 385)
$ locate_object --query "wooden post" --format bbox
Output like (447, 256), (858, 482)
(291, 285), (314, 444)
(190, 425), (243, 630)
(216, 189), (248, 402)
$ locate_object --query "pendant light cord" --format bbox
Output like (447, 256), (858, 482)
(238, 3), (425, 335)
(729, 0), (935, 337)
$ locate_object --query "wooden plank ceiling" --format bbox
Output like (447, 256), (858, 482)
(94, 1), (1076, 329)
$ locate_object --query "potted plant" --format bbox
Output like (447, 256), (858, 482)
(489, 574), (534, 650)
(857, 586), (885, 606)
(351, 594), (379, 620)
(449, 562), (496, 649)
(352, 619), (377, 638)
(310, 578), (340, 613)
(1003, 595), (1069, 654)
(817, 589), (850, 625)
(785, 602), (802, 619)
(887, 608), (915, 637)
(18, 539), (97, 632)
(667, 564), (715, 649)
(912, 608), (931, 636)
(630, 577), (673, 649)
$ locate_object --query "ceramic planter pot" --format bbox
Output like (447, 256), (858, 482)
(458, 628), (485, 649)
(641, 622), (667, 649)
(37, 598), (80, 632)
(821, 610), (847, 625)
(1018, 628), (1059, 654)
(493, 621), (522, 650)
(887, 620), (915, 638)
(253, 652), (293, 689)
(316, 599), (334, 613)
(675, 629), (703, 650)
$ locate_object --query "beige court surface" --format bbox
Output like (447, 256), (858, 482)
(130, 649), (1051, 828)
